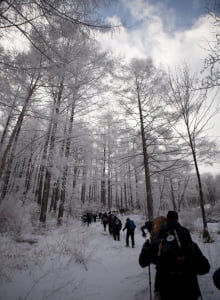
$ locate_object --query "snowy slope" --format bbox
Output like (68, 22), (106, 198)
(0, 214), (219, 300)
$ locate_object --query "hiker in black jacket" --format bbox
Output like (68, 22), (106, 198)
(102, 213), (108, 231)
(141, 221), (153, 238)
(112, 216), (122, 241)
(108, 212), (115, 235)
(123, 218), (136, 248)
(139, 210), (210, 300)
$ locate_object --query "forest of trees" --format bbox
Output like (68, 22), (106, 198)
(0, 1), (219, 240)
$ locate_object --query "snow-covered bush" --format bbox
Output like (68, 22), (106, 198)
(0, 197), (39, 238)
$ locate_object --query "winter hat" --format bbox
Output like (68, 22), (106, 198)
(213, 267), (220, 289)
(166, 210), (178, 220)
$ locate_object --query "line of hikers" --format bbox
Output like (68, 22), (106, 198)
(101, 212), (136, 247)
(81, 212), (99, 226)
(139, 210), (220, 300)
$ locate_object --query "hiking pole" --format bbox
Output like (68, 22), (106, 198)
(144, 236), (152, 300)
(148, 264), (152, 300)
(146, 237), (152, 300)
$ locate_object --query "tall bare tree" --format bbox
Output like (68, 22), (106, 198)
(115, 58), (167, 220)
(167, 64), (217, 242)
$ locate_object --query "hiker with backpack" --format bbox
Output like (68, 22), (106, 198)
(102, 212), (108, 231)
(123, 218), (136, 248)
(139, 210), (210, 300)
(112, 216), (122, 241)
(141, 221), (153, 238)
(108, 212), (115, 235)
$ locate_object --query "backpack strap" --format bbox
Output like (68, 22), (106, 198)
(158, 240), (163, 257)
(157, 229), (182, 257)
(173, 229), (181, 249)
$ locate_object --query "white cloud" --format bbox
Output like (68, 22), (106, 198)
(148, 15), (213, 71)
(97, 16), (145, 60)
(98, 1), (214, 74)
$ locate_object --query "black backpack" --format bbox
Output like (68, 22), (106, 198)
(139, 223), (210, 277)
(157, 226), (194, 275)
(128, 220), (136, 230)
(115, 218), (121, 227)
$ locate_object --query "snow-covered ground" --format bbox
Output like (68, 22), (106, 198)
(0, 214), (219, 300)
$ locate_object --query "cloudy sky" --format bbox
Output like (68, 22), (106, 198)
(100, 0), (216, 71)
(99, 0), (220, 173)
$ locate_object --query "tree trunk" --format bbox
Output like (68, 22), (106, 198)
(0, 89), (19, 155)
(170, 178), (177, 211)
(157, 176), (165, 214)
(36, 117), (53, 207)
(0, 127), (20, 199)
(39, 78), (64, 223)
(124, 182), (127, 210)
(80, 166), (87, 205)
(0, 78), (39, 182)
(187, 127), (212, 242)
(177, 177), (189, 211)
(134, 157), (141, 210)
(128, 163), (133, 210)
(58, 167), (67, 224)
(136, 80), (154, 220)
(0, 84), (38, 201)
(101, 146), (106, 207)
(50, 181), (60, 212)
(57, 97), (76, 223)
(39, 169), (51, 223)
(120, 186), (123, 210)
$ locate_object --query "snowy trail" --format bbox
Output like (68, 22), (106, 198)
(69, 219), (220, 300)
(73, 220), (152, 300)
(0, 216), (219, 300)
(0, 217), (152, 300)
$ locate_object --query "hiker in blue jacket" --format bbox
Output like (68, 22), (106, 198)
(123, 218), (136, 248)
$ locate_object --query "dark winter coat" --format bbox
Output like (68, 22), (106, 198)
(139, 221), (210, 300)
(102, 215), (108, 224)
(141, 221), (153, 237)
(113, 218), (122, 231)
(213, 267), (220, 289)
